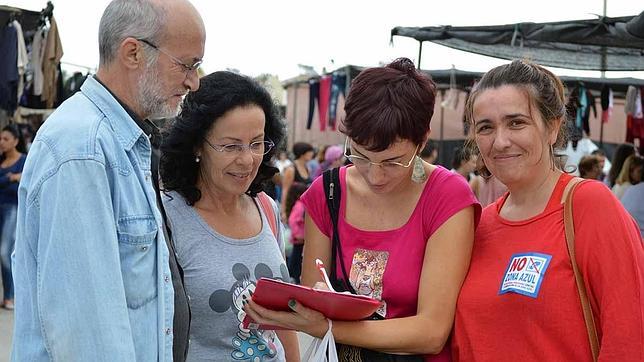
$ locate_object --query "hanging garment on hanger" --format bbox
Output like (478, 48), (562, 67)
(328, 72), (346, 131)
(600, 85), (613, 123)
(31, 27), (47, 96)
(0, 22), (19, 114)
(441, 67), (459, 110)
(635, 87), (643, 119)
(318, 75), (331, 131)
(575, 85), (587, 129)
(41, 16), (63, 109)
(625, 86), (638, 116)
(626, 88), (644, 144)
(582, 88), (596, 136)
(567, 85), (596, 137)
(13, 20), (28, 103)
(306, 78), (320, 130)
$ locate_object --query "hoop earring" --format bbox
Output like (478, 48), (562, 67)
(411, 156), (428, 183)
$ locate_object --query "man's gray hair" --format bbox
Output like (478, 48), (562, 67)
(98, 0), (166, 66)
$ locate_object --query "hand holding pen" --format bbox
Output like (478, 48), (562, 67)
(315, 259), (336, 292)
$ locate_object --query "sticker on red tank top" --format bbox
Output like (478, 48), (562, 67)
(498, 252), (552, 298)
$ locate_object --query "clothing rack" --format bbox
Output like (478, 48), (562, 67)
(0, 4), (44, 34)
(37, 1), (53, 28)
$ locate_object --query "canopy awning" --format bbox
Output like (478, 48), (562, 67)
(391, 12), (644, 71)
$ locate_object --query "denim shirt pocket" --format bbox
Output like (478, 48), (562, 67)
(117, 215), (158, 309)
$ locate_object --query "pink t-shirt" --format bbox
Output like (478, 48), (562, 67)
(288, 200), (306, 245)
(301, 165), (480, 360)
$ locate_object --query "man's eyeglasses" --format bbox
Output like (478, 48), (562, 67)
(137, 38), (202, 75)
(204, 139), (275, 157)
(343, 137), (419, 170)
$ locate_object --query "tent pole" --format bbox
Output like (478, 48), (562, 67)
(291, 83), (299, 150)
(439, 89), (445, 166)
(417, 41), (423, 69)
(599, 0), (607, 148)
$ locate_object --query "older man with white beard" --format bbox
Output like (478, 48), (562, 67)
(11, 0), (205, 361)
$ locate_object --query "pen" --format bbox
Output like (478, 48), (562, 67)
(315, 259), (336, 292)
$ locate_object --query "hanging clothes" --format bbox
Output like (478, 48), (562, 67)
(576, 87), (587, 129)
(318, 74), (331, 131)
(600, 85), (613, 123)
(328, 71), (346, 131)
(31, 27), (46, 97)
(626, 87), (644, 144)
(566, 84), (596, 137)
(625, 86), (638, 116)
(306, 78), (319, 130)
(0, 23), (19, 115)
(13, 20), (28, 103)
(441, 66), (459, 110)
(41, 15), (63, 109)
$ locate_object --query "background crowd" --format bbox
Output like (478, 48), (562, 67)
(0, 1), (642, 361)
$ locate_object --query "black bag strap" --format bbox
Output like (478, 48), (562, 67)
(151, 144), (190, 361)
(323, 168), (357, 294)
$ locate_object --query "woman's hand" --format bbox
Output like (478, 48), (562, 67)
(244, 299), (329, 338)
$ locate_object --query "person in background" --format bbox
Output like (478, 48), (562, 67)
(308, 145), (328, 178)
(622, 166), (644, 236)
(578, 155), (603, 180)
(160, 71), (299, 361)
(469, 174), (508, 208)
(612, 154), (644, 200)
(280, 142), (314, 221)
(420, 140), (439, 164)
(285, 182), (308, 284)
(312, 144), (344, 179)
(590, 148), (609, 181)
(451, 146), (477, 181)
(275, 150), (292, 174)
(0, 124), (26, 311)
(245, 58), (479, 361)
(453, 59), (644, 361)
(272, 149), (292, 205)
(607, 142), (635, 187)
(11, 0), (206, 360)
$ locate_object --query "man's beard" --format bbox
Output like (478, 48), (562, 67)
(137, 65), (183, 120)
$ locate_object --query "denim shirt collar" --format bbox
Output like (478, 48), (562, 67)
(80, 76), (148, 151)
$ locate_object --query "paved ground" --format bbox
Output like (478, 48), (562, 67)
(0, 283), (12, 362)
(0, 282), (314, 361)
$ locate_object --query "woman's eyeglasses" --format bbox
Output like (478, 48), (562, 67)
(203, 139), (275, 157)
(343, 138), (418, 170)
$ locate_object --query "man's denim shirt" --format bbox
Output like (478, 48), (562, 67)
(11, 76), (174, 361)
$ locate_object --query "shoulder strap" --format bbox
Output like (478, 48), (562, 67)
(323, 167), (357, 294)
(561, 177), (599, 361)
(257, 192), (278, 239)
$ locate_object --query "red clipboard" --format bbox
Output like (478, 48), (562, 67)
(243, 277), (382, 330)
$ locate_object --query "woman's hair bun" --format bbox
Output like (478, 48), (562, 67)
(387, 57), (417, 74)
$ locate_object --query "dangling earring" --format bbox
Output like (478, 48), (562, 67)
(549, 143), (555, 170)
(411, 156), (427, 183)
(195, 155), (201, 163)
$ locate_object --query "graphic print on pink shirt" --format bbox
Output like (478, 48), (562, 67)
(349, 249), (389, 316)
